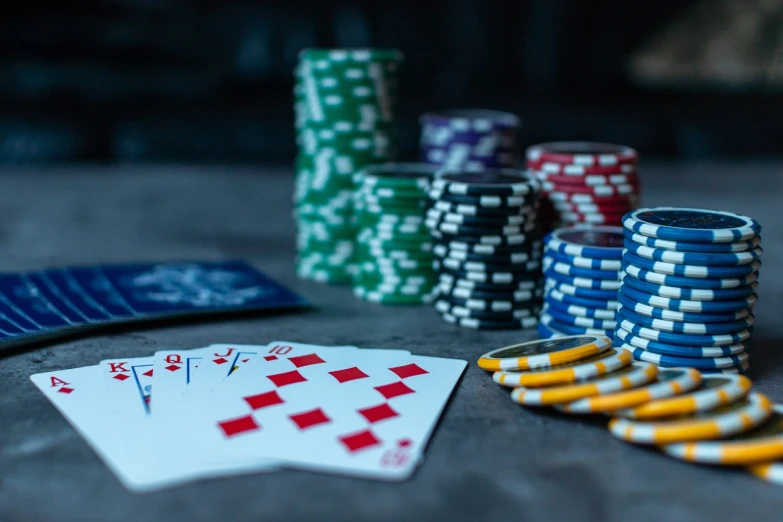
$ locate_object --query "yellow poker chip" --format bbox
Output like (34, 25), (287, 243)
(608, 392), (773, 445)
(614, 374), (753, 420)
(510, 362), (658, 406)
(558, 367), (702, 414)
(665, 405), (783, 466)
(492, 348), (632, 388)
(477, 334), (612, 371)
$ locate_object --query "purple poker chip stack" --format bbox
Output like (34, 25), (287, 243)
(419, 110), (520, 171)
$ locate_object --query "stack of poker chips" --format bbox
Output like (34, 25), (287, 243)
(525, 142), (640, 230)
(539, 226), (624, 339)
(351, 163), (439, 304)
(615, 207), (762, 374)
(419, 110), (520, 170)
(293, 48), (403, 283)
(477, 336), (783, 477)
(426, 170), (543, 330)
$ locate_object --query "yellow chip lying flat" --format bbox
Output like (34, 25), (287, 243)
(608, 392), (773, 445)
(510, 362), (658, 406)
(666, 405), (783, 465)
(492, 348), (632, 388)
(477, 334), (612, 371)
(557, 367), (702, 414)
(614, 374), (752, 420)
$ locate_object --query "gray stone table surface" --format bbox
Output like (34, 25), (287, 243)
(1, 163), (782, 522)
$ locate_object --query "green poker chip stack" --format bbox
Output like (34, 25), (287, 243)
(294, 48), (404, 284)
(351, 163), (439, 304)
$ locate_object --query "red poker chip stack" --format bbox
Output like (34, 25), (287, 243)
(525, 142), (641, 231)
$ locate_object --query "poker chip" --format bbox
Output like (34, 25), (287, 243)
(526, 143), (640, 230)
(431, 171), (535, 197)
(433, 244), (538, 264)
(544, 226), (625, 259)
(617, 293), (751, 323)
(477, 334), (612, 371)
(662, 404), (783, 465)
(510, 362), (658, 406)
(294, 49), (404, 283)
(543, 259), (622, 280)
(618, 283), (757, 313)
(351, 163), (439, 304)
(492, 347), (632, 388)
(607, 392), (773, 445)
(526, 142), (638, 167)
(544, 286), (619, 310)
(542, 305), (616, 330)
(615, 327), (747, 358)
(426, 208), (532, 227)
(623, 251), (761, 279)
(432, 200), (527, 217)
(623, 239), (763, 266)
(545, 299), (616, 320)
(623, 344), (748, 370)
(617, 304), (754, 336)
(441, 312), (538, 330)
(539, 313), (613, 337)
(621, 274), (758, 301)
(420, 110), (520, 171)
(617, 318), (752, 347)
(623, 229), (761, 253)
(437, 256), (541, 274)
(428, 169), (543, 329)
(623, 207), (761, 243)
(702, 360), (750, 374)
(557, 367), (702, 414)
(614, 374), (752, 420)
(531, 162), (637, 176)
(622, 264), (758, 289)
(544, 249), (622, 271)
(544, 279), (619, 301)
(438, 284), (541, 302)
(546, 271), (622, 291)
(434, 299), (538, 320)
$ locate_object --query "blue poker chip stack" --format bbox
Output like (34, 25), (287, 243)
(419, 110), (519, 171)
(540, 226), (624, 339)
(426, 170), (543, 330)
(616, 207), (762, 374)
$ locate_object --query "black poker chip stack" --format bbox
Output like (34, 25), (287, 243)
(425, 170), (544, 330)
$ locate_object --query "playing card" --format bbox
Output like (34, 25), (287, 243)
(163, 345), (463, 480)
(189, 342), (360, 394)
(63, 267), (138, 319)
(0, 274), (78, 329)
(41, 269), (115, 322)
(97, 260), (308, 317)
(30, 366), (150, 489)
(99, 354), (278, 491)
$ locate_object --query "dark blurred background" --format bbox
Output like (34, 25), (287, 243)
(2, 0), (782, 164)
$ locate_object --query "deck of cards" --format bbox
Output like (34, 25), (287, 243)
(31, 342), (466, 491)
(0, 260), (308, 354)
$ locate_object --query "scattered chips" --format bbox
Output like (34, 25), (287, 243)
(510, 362), (658, 406)
(492, 347), (632, 388)
(615, 374), (753, 420)
(663, 405), (783, 465)
(557, 367), (702, 414)
(477, 335), (612, 371)
(607, 392), (773, 445)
